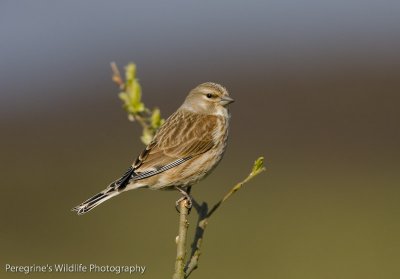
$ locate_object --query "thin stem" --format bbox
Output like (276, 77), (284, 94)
(110, 61), (124, 89)
(173, 200), (190, 279)
(184, 159), (266, 277)
(110, 62), (158, 145)
(184, 201), (207, 278)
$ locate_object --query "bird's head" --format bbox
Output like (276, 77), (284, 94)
(181, 82), (234, 116)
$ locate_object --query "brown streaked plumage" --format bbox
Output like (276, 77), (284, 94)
(73, 82), (234, 214)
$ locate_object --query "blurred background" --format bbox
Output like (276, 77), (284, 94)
(1, 1), (399, 278)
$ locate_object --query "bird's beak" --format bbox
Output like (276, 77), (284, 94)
(220, 96), (235, 106)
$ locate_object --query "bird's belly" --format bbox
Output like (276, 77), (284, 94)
(150, 147), (225, 190)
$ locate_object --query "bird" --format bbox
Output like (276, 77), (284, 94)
(72, 82), (234, 215)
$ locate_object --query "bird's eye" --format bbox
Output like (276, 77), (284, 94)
(206, 93), (213, 98)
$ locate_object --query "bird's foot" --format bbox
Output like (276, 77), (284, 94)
(175, 187), (192, 214)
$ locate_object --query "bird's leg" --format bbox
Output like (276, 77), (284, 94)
(175, 186), (193, 213)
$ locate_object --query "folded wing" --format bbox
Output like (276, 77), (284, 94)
(131, 110), (218, 181)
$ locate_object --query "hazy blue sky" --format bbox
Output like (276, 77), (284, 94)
(1, 0), (400, 113)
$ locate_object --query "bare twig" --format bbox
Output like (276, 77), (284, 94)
(184, 157), (266, 277)
(184, 201), (207, 278)
(110, 61), (124, 89)
(173, 200), (190, 279)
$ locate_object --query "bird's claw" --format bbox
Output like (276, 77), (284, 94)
(175, 196), (192, 214)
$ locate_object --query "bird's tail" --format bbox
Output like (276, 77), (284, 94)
(72, 166), (135, 215)
(72, 188), (120, 215)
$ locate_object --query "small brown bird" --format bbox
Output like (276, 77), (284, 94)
(73, 82), (234, 215)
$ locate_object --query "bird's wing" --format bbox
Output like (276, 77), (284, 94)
(131, 110), (218, 180)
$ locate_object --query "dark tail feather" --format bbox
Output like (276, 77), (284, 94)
(72, 166), (135, 215)
(72, 188), (119, 215)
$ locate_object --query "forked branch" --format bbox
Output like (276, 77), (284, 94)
(184, 157), (266, 278)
